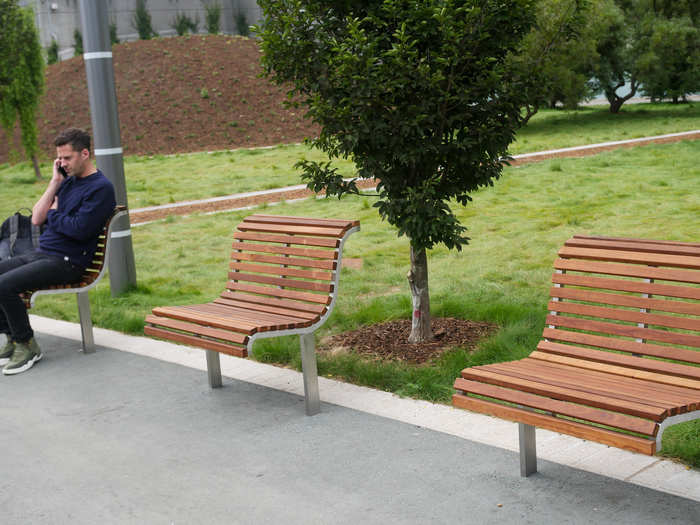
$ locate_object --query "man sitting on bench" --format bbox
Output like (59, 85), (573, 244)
(0, 128), (116, 375)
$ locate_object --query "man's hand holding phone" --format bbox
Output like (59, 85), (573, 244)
(55, 158), (68, 178)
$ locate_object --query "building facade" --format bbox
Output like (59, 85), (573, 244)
(19, 0), (262, 60)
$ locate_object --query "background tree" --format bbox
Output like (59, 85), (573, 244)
(257, 0), (538, 343)
(592, 0), (699, 113)
(0, 0), (45, 179)
(509, 0), (593, 123)
(634, 5), (699, 103)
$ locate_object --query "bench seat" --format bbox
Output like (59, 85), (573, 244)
(145, 214), (360, 414)
(453, 235), (700, 475)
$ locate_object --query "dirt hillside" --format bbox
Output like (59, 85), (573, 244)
(0, 35), (318, 162)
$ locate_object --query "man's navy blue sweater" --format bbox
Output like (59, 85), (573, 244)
(39, 170), (116, 269)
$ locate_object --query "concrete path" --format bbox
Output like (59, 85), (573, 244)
(1, 316), (698, 524)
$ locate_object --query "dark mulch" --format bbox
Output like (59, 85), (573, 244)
(320, 317), (498, 365)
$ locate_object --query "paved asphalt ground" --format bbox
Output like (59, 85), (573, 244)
(1, 326), (699, 524)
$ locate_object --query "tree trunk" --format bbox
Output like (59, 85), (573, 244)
(407, 245), (433, 343)
(31, 154), (41, 180)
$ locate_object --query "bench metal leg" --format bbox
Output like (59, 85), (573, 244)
(206, 350), (222, 388)
(76, 292), (95, 354)
(299, 333), (320, 416)
(519, 423), (537, 477)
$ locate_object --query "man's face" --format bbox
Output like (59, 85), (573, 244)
(56, 144), (89, 177)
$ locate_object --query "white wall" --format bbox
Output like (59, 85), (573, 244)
(20, 0), (262, 60)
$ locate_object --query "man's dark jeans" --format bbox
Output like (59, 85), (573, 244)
(0, 251), (83, 343)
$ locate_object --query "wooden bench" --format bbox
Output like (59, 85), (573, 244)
(22, 205), (128, 354)
(144, 214), (360, 415)
(452, 235), (700, 476)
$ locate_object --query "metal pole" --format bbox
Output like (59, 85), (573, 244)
(79, 0), (136, 296)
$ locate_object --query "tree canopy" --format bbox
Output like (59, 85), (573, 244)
(0, 0), (44, 178)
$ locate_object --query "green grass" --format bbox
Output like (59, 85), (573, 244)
(26, 139), (700, 466)
(0, 102), (697, 220)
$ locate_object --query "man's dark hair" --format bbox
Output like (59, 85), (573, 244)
(54, 128), (91, 152)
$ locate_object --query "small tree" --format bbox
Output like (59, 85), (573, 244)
(132, 0), (156, 40)
(0, 0), (45, 179)
(257, 0), (538, 343)
(205, 2), (222, 34)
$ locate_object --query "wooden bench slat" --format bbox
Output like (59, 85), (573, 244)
(536, 341), (700, 381)
(152, 306), (258, 334)
(238, 222), (348, 238)
(233, 231), (339, 248)
(228, 272), (333, 293)
(552, 272), (700, 300)
(243, 214), (359, 229)
(454, 378), (658, 435)
(548, 300), (700, 332)
(226, 282), (332, 305)
(558, 246), (700, 270)
(144, 326), (247, 358)
(231, 251), (336, 270)
(213, 297), (319, 321)
(553, 258), (700, 285)
(542, 327), (700, 365)
(572, 235), (700, 248)
(179, 303), (312, 332)
(231, 240), (337, 260)
(483, 361), (686, 414)
(229, 261), (333, 282)
(530, 351), (700, 391)
(458, 369), (667, 420)
(218, 290), (326, 315)
(546, 314), (700, 348)
(145, 315), (249, 345)
(565, 238), (700, 257)
(452, 394), (656, 455)
(549, 287), (700, 316)
(488, 359), (698, 410)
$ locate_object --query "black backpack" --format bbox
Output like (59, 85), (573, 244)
(0, 209), (44, 261)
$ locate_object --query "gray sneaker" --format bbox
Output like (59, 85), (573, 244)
(3, 338), (42, 375)
(0, 339), (14, 366)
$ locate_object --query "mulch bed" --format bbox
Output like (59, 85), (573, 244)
(320, 317), (498, 364)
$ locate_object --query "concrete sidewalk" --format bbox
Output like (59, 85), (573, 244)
(1, 317), (698, 524)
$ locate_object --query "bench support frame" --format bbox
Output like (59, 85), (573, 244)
(519, 423), (537, 477)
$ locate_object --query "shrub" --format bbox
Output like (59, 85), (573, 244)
(205, 3), (221, 34)
(234, 9), (249, 36)
(110, 21), (119, 45)
(132, 0), (156, 40)
(47, 39), (59, 64)
(171, 12), (199, 35)
(73, 28), (83, 56)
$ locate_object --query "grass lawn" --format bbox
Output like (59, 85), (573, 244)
(25, 139), (700, 467)
(0, 102), (698, 219)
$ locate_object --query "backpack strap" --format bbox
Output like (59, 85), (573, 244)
(31, 223), (41, 249)
(9, 214), (19, 255)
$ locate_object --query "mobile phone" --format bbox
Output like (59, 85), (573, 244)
(58, 165), (67, 177)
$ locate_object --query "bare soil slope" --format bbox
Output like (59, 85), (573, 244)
(0, 35), (318, 162)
